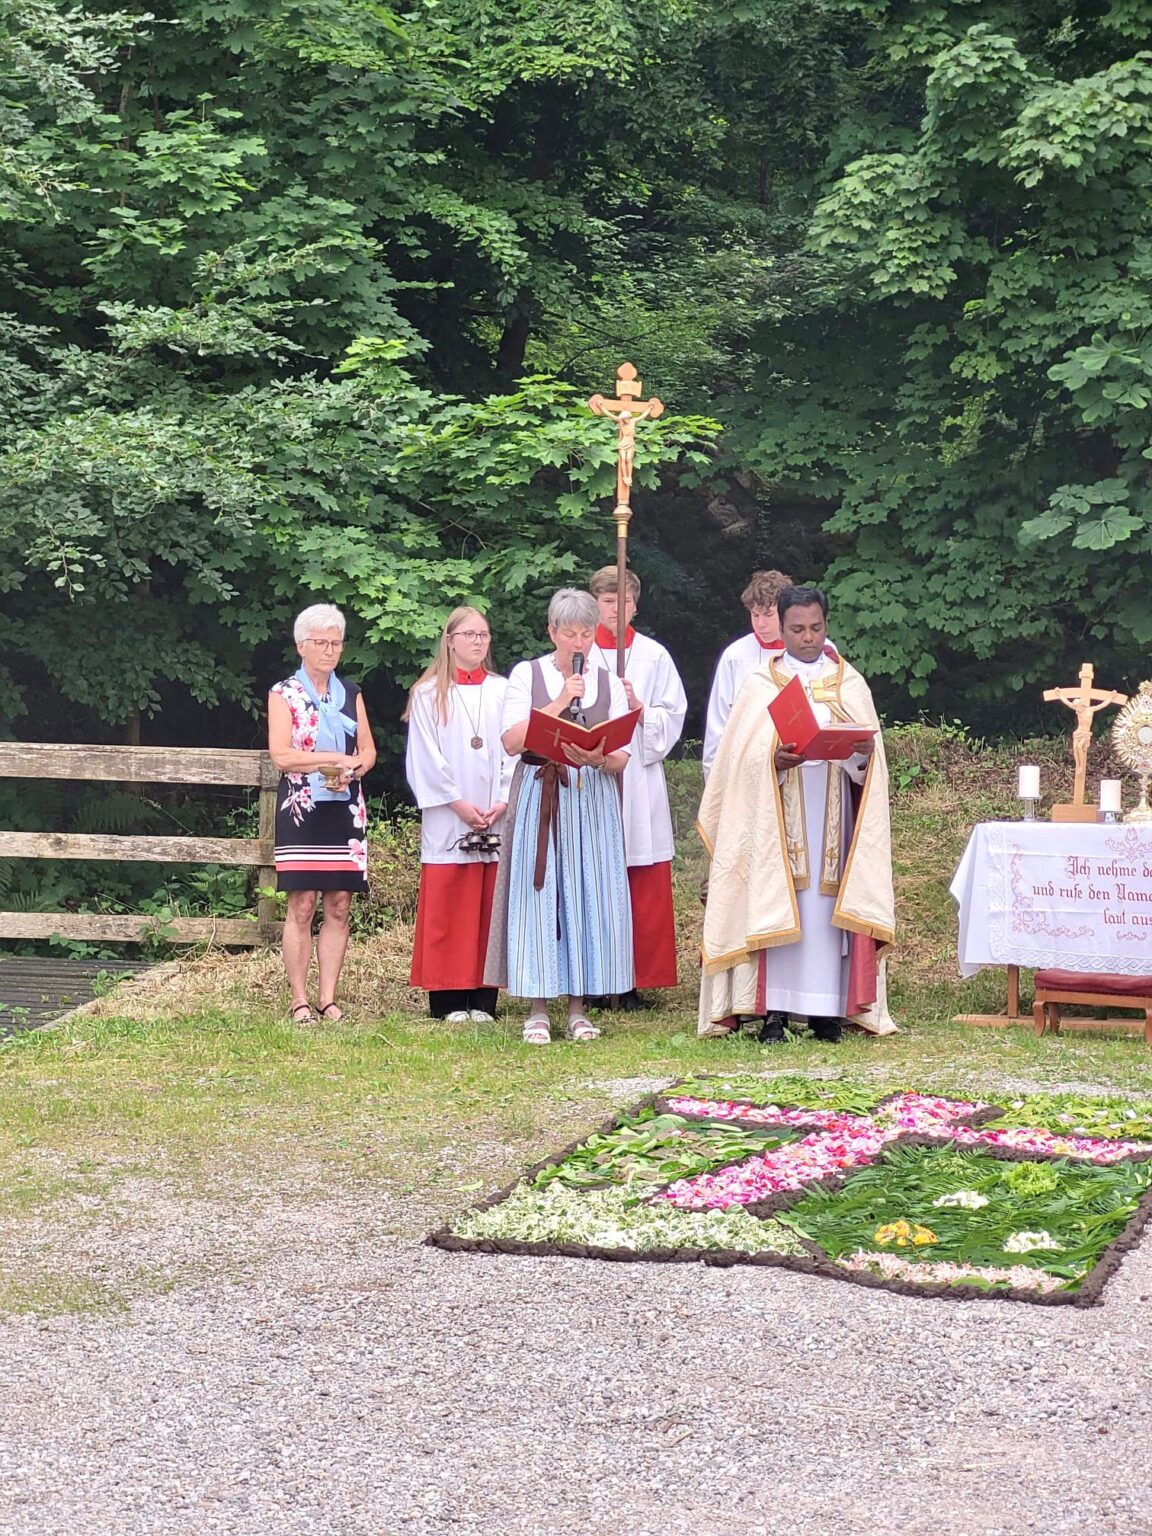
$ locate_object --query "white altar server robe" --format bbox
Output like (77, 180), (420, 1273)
(702, 633), (766, 783)
(405, 677), (513, 863)
(589, 632), (687, 867)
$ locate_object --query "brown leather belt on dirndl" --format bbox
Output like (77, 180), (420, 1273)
(522, 752), (569, 892)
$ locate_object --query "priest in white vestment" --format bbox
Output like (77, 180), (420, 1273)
(697, 585), (896, 1043)
(588, 566), (687, 1002)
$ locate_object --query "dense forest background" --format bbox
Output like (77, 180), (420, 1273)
(6, 0), (1152, 778)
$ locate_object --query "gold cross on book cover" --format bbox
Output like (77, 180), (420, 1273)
(768, 676), (875, 762)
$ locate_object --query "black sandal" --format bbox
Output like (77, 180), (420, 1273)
(317, 1002), (344, 1021)
(289, 1002), (316, 1025)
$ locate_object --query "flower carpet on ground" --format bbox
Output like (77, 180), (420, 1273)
(427, 1076), (1152, 1305)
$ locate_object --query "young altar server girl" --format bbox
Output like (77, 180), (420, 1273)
(404, 607), (513, 1022)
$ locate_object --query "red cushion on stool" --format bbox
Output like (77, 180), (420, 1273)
(1035, 969), (1152, 996)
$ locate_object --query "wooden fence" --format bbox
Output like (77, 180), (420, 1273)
(0, 743), (283, 945)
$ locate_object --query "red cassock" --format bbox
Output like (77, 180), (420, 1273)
(589, 624), (686, 992)
(846, 932), (878, 1018)
(409, 862), (499, 990)
(628, 862), (678, 989)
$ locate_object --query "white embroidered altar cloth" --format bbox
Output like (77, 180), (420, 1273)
(951, 822), (1152, 977)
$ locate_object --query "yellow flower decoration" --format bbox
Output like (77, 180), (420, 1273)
(873, 1219), (938, 1248)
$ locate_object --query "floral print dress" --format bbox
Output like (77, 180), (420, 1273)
(271, 674), (368, 892)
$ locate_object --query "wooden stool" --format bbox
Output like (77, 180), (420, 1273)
(1032, 969), (1152, 1044)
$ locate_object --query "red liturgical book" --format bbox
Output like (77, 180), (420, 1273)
(767, 674), (876, 761)
(523, 707), (641, 765)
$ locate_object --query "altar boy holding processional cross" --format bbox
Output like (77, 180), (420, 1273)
(588, 565), (687, 1006)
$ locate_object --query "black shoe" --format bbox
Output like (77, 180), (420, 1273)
(809, 1016), (843, 1043)
(757, 1012), (788, 1044)
(585, 991), (649, 1012)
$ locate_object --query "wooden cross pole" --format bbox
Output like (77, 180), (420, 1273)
(1042, 662), (1127, 820)
(588, 363), (664, 673)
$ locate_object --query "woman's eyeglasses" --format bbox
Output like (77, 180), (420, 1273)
(456, 632), (490, 643)
(305, 638), (344, 651)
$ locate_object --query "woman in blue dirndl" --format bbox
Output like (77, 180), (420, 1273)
(484, 589), (634, 1044)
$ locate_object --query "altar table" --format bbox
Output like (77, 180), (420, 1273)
(950, 821), (1152, 1022)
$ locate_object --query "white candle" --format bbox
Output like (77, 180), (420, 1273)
(1018, 765), (1040, 800)
(1100, 779), (1122, 813)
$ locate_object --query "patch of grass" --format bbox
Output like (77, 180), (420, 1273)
(3, 726), (1149, 1313)
(5, 1006), (1152, 1205)
(4, 1006), (1152, 1314)
(2, 1161), (125, 1213)
(0, 1274), (133, 1318)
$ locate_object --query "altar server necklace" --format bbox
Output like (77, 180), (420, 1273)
(594, 625), (635, 675)
(609, 643), (633, 677)
(452, 683), (485, 750)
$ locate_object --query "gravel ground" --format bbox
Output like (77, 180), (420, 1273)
(2, 1183), (1152, 1536)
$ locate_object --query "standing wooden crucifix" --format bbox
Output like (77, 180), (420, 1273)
(588, 363), (664, 673)
(1043, 662), (1127, 822)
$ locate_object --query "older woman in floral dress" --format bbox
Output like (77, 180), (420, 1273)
(268, 603), (377, 1024)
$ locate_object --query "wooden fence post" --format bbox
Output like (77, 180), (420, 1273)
(257, 756), (279, 942)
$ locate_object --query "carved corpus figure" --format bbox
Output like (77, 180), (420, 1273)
(1042, 663), (1127, 806)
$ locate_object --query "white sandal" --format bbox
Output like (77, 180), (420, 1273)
(565, 1015), (600, 1043)
(522, 1013), (551, 1046)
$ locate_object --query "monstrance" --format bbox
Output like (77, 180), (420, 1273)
(1112, 681), (1152, 825)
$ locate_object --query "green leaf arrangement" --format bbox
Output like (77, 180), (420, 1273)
(989, 1092), (1152, 1142)
(782, 1144), (1152, 1281)
(533, 1110), (799, 1192)
(668, 1076), (882, 1115)
(454, 1183), (807, 1256)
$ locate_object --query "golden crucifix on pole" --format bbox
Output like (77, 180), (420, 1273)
(588, 363), (664, 674)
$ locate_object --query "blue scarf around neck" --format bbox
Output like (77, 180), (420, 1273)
(295, 666), (358, 802)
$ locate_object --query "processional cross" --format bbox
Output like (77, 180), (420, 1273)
(588, 363), (663, 673)
(1043, 662), (1127, 820)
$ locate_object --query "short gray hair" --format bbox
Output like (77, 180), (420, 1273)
(547, 588), (598, 630)
(293, 603), (346, 644)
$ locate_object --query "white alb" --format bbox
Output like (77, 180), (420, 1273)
(588, 632), (687, 866)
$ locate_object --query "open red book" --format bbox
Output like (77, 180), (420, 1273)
(768, 674), (876, 762)
(523, 706), (641, 765)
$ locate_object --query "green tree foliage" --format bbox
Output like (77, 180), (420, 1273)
(726, 4), (1152, 709)
(0, 0), (722, 733)
(6, 0), (1152, 744)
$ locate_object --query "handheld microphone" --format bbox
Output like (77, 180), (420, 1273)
(569, 651), (586, 724)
